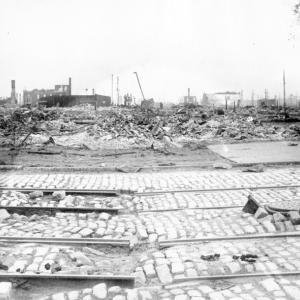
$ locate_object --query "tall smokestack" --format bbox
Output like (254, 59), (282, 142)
(188, 88), (190, 98)
(68, 77), (72, 95)
(11, 80), (16, 105)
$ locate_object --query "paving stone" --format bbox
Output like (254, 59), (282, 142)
(171, 263), (185, 274)
(127, 288), (138, 300)
(92, 283), (107, 299)
(283, 285), (300, 299)
(227, 262), (241, 273)
(273, 212), (286, 223)
(289, 211), (300, 225)
(0, 282), (12, 300)
(284, 220), (295, 231)
(52, 191), (66, 201)
(67, 291), (80, 300)
(174, 295), (188, 300)
(261, 278), (280, 292)
(79, 228), (94, 237)
(0, 209), (10, 222)
(51, 293), (65, 300)
(209, 291), (225, 300)
(112, 296), (126, 300)
(254, 207), (269, 219)
(143, 264), (156, 278)
(156, 264), (173, 284)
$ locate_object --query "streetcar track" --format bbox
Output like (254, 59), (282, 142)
(0, 236), (130, 247)
(0, 187), (126, 196)
(167, 271), (300, 285)
(136, 184), (300, 195)
(1, 176), (300, 297)
(0, 273), (135, 282)
(1, 184), (300, 196)
(159, 231), (300, 248)
(0, 205), (119, 214)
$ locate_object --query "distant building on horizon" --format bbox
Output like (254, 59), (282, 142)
(184, 88), (197, 105)
(23, 77), (72, 106)
(39, 94), (111, 108)
(257, 98), (277, 107)
(202, 91), (241, 107)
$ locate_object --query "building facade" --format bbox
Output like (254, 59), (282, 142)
(39, 94), (111, 108)
(23, 78), (71, 106)
(202, 92), (241, 107)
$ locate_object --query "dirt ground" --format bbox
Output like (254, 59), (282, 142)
(0, 145), (229, 171)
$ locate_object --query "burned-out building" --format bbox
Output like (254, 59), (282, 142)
(141, 98), (155, 110)
(0, 80), (18, 107)
(183, 88), (197, 105)
(202, 91), (242, 107)
(23, 78), (72, 106)
(39, 94), (111, 108)
(257, 98), (277, 107)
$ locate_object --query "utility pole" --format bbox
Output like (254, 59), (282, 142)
(283, 70), (286, 116)
(251, 91), (254, 106)
(264, 89), (268, 100)
(116, 76), (119, 106)
(111, 74), (114, 105)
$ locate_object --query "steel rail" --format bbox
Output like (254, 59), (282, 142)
(159, 231), (300, 248)
(138, 201), (299, 212)
(167, 271), (300, 285)
(136, 184), (300, 195)
(1, 185), (299, 196)
(0, 236), (130, 247)
(0, 205), (119, 214)
(138, 205), (244, 213)
(0, 273), (135, 282)
(0, 187), (134, 196)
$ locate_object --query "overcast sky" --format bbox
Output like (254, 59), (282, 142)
(0, 0), (299, 102)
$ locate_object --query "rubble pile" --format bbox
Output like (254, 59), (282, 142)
(0, 108), (60, 146)
(1, 106), (299, 149)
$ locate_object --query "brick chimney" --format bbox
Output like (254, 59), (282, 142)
(68, 77), (72, 95)
(11, 80), (16, 105)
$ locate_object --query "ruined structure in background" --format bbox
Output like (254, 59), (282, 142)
(184, 88), (197, 105)
(124, 94), (133, 106)
(23, 77), (72, 106)
(0, 80), (18, 107)
(257, 98), (277, 108)
(10, 80), (17, 105)
(202, 91), (242, 108)
(39, 94), (111, 108)
(141, 98), (155, 110)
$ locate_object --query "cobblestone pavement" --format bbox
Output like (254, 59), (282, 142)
(1, 168), (300, 192)
(0, 208), (299, 241)
(139, 209), (300, 241)
(1, 188), (299, 211)
(1, 168), (300, 299)
(133, 238), (300, 285)
(0, 243), (135, 275)
(132, 188), (300, 211)
(40, 277), (300, 300)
